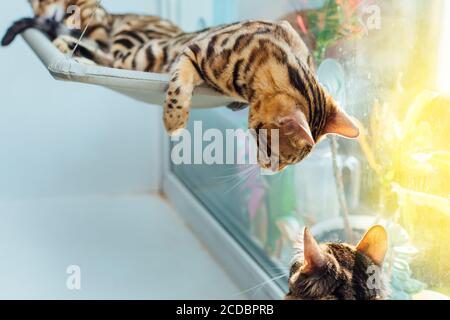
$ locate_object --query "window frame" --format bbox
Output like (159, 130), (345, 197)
(158, 0), (284, 299)
(161, 133), (285, 300)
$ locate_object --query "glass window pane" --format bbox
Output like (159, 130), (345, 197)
(172, 0), (450, 299)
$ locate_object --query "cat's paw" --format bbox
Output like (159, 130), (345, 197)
(163, 98), (190, 136)
(162, 55), (203, 136)
(53, 37), (72, 54)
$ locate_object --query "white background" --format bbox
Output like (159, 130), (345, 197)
(0, 1), (163, 200)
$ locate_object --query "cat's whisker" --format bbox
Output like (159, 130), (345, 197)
(223, 165), (260, 194)
(207, 167), (256, 189)
(225, 172), (256, 193)
(223, 173), (252, 194)
(234, 273), (287, 298)
(267, 266), (290, 272)
(186, 165), (259, 191)
(211, 165), (256, 181)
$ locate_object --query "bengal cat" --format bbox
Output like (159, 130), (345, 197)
(4, 2), (360, 171)
(286, 226), (389, 300)
(159, 21), (360, 171)
(23, 0), (114, 64)
(2, 0), (183, 66)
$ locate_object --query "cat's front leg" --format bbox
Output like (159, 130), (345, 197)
(53, 35), (114, 66)
(53, 37), (95, 65)
(52, 36), (73, 55)
(164, 53), (203, 135)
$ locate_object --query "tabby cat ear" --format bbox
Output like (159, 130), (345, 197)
(29, 0), (38, 13)
(279, 110), (315, 146)
(323, 109), (360, 139)
(302, 228), (325, 272)
(356, 225), (388, 266)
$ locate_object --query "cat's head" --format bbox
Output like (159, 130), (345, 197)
(28, 0), (68, 20)
(249, 86), (359, 172)
(286, 226), (389, 300)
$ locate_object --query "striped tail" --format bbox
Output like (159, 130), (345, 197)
(2, 18), (37, 46)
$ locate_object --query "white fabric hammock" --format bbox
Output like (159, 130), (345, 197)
(22, 29), (237, 109)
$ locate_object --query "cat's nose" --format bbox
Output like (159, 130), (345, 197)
(260, 161), (287, 173)
(293, 137), (314, 149)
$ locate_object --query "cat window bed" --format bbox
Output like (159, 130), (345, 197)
(22, 29), (236, 109)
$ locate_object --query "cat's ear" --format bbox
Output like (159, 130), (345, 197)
(29, 0), (39, 13)
(356, 225), (388, 266)
(302, 228), (325, 273)
(323, 108), (360, 139)
(279, 110), (315, 146)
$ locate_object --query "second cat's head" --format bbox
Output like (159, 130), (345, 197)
(286, 226), (389, 300)
(249, 87), (360, 172)
(28, 0), (68, 21)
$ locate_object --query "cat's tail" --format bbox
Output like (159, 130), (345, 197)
(1, 17), (37, 47)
